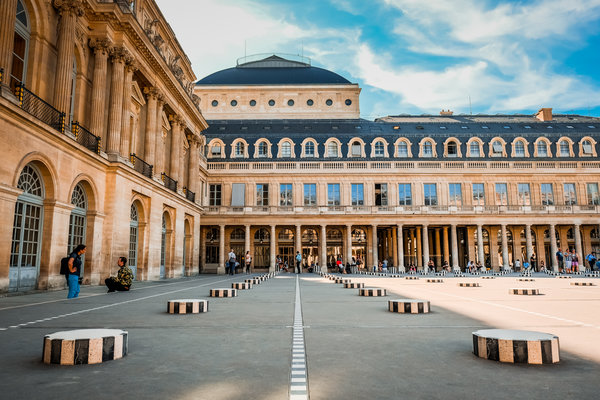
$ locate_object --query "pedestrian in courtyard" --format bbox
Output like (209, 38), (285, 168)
(67, 244), (86, 299)
(228, 249), (236, 275)
(295, 251), (302, 274)
(586, 252), (597, 271)
(572, 251), (579, 273)
(467, 260), (474, 273)
(427, 259), (435, 273)
(337, 255), (343, 273)
(382, 259), (388, 273)
(556, 248), (564, 272)
(442, 260), (449, 272)
(564, 249), (572, 273)
(105, 257), (133, 292)
(514, 259), (521, 271)
(540, 260), (546, 271)
(530, 254), (537, 271)
(245, 251), (252, 273)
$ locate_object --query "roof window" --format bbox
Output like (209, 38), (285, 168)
(416, 125), (424, 130)
(439, 126), (446, 130)
(482, 126), (489, 129)
(461, 126), (468, 129)
(503, 126), (510, 129)
(589, 126), (596, 129)
(566, 125), (573, 129)
(524, 126), (531, 129)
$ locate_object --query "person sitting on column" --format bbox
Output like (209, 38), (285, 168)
(105, 257), (133, 293)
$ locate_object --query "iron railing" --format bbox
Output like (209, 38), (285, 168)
(130, 154), (153, 178)
(161, 173), (177, 192)
(183, 187), (196, 203)
(72, 122), (101, 154)
(15, 83), (65, 133)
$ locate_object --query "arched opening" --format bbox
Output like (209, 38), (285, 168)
(277, 228), (294, 268)
(326, 229), (343, 268)
(10, 0), (30, 91)
(183, 219), (191, 276)
(351, 141), (361, 157)
(229, 228), (245, 272)
(422, 142), (433, 157)
(281, 141), (292, 158)
(159, 213), (168, 278)
(302, 228), (319, 268)
(374, 141), (385, 157)
(234, 142), (245, 158)
(68, 183), (87, 279)
(129, 203), (140, 280)
(397, 141), (408, 157)
(205, 227), (219, 265)
(253, 228), (270, 268)
(351, 228), (366, 267)
(304, 141), (315, 157)
(470, 141), (480, 157)
(10, 164), (44, 291)
(474, 228), (490, 268)
(537, 140), (548, 156)
(447, 141), (457, 157)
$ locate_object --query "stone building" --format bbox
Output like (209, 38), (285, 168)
(0, 0), (208, 292)
(195, 54), (600, 274)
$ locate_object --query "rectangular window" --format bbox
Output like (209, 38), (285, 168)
(587, 183), (600, 205)
(279, 184), (292, 206)
(304, 183), (317, 206)
(541, 184), (554, 205)
(423, 183), (437, 206)
(209, 184), (221, 206)
(328, 184), (340, 206)
(231, 183), (245, 206)
(563, 183), (577, 205)
(375, 183), (388, 206)
(351, 184), (364, 206)
(518, 183), (531, 206)
(398, 183), (412, 206)
(495, 183), (508, 205)
(448, 183), (462, 206)
(472, 183), (485, 206)
(256, 184), (269, 206)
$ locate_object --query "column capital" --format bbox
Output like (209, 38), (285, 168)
(169, 114), (186, 128)
(125, 58), (138, 73)
(109, 46), (129, 63)
(89, 37), (111, 54)
(143, 86), (160, 100)
(53, 0), (84, 16)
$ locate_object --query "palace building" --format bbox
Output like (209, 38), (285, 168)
(1, 1), (599, 293)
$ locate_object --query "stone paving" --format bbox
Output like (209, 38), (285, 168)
(0, 272), (598, 399)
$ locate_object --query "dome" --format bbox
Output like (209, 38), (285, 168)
(196, 54), (352, 86)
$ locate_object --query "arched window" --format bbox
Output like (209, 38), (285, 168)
(254, 228), (270, 242)
(10, 164), (44, 291)
(327, 229), (342, 241)
(257, 142), (268, 158)
(304, 141), (315, 157)
(351, 141), (361, 157)
(68, 183), (87, 276)
(160, 214), (166, 278)
(281, 142), (292, 158)
(230, 228), (245, 240)
(351, 229), (366, 242)
(374, 141), (385, 157)
(559, 140), (570, 156)
(422, 142), (433, 157)
(211, 143), (222, 157)
(327, 142), (339, 157)
(302, 229), (318, 244)
(447, 141), (457, 157)
(514, 140), (525, 157)
(491, 140), (503, 156)
(10, 0), (30, 90)
(129, 203), (139, 280)
(278, 228), (294, 241)
(234, 142), (245, 158)
(470, 141), (480, 157)
(398, 142), (408, 157)
(582, 139), (593, 155)
(537, 141), (548, 156)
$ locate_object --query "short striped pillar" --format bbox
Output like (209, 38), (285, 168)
(472, 329), (559, 364)
(556, 276), (571, 279)
(328, 276), (337, 281)
(359, 287), (386, 296)
(232, 282), (252, 289)
(571, 282), (595, 286)
(245, 278), (260, 285)
(344, 282), (364, 289)
(167, 299), (209, 314)
(481, 276), (495, 279)
(458, 282), (480, 287)
(43, 329), (127, 365)
(389, 299), (430, 314)
(510, 288), (540, 295)
(426, 279), (443, 283)
(518, 278), (535, 282)
(210, 288), (237, 297)
(405, 276), (419, 280)
(335, 278), (351, 284)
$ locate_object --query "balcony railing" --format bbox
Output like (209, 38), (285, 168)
(183, 187), (196, 203)
(161, 172), (177, 192)
(202, 204), (600, 216)
(72, 122), (101, 154)
(15, 83), (65, 133)
(130, 154), (153, 178)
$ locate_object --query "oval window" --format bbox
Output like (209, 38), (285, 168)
(268, 99), (275, 106)
(326, 99), (333, 106)
(230, 100), (237, 106)
(249, 100), (256, 107)
(211, 100), (218, 107)
(307, 99), (314, 106)
(345, 99), (352, 106)
(287, 99), (295, 106)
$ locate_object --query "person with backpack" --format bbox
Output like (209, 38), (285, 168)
(244, 251), (252, 274)
(105, 257), (133, 293)
(227, 249), (236, 275)
(295, 251), (302, 274)
(66, 244), (86, 299)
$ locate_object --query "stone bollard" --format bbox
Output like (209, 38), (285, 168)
(405, 276), (419, 280)
(472, 329), (559, 364)
(426, 279), (443, 283)
(389, 299), (430, 314)
(359, 288), (387, 296)
(167, 299), (209, 314)
(210, 288), (238, 297)
(43, 329), (127, 365)
(344, 282), (364, 289)
(509, 288), (540, 295)
(232, 282), (252, 289)
(571, 282), (595, 286)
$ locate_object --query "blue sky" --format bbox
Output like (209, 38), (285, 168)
(155, 0), (600, 120)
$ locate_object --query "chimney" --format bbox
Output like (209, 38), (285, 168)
(535, 108), (552, 122)
(440, 109), (453, 116)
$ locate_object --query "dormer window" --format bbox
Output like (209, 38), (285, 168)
(559, 140), (570, 157)
(305, 141), (315, 157)
(234, 142), (245, 158)
(537, 141), (548, 156)
(492, 140), (503, 156)
(398, 142), (408, 157)
(514, 141), (525, 157)
(423, 142), (433, 157)
(258, 142), (268, 158)
(281, 142), (292, 158)
(582, 140), (593, 155)
(327, 142), (339, 157)
(447, 141), (457, 157)
(211, 144), (221, 156)
(374, 141), (385, 157)
(351, 141), (361, 157)
(470, 142), (480, 157)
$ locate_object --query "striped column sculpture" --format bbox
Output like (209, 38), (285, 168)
(571, 282), (595, 286)
(359, 288), (386, 296)
(427, 279), (443, 283)
(344, 282), (364, 289)
(458, 282), (480, 287)
(232, 282), (252, 289)
(405, 276), (419, 280)
(389, 299), (430, 314)
(167, 299), (209, 314)
(43, 329), (127, 365)
(510, 288), (539, 295)
(472, 329), (559, 364)
(210, 288), (238, 297)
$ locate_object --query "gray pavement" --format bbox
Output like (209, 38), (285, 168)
(0, 272), (598, 399)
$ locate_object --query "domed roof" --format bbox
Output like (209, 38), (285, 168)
(196, 54), (352, 85)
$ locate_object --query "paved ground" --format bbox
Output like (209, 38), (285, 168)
(0, 272), (598, 400)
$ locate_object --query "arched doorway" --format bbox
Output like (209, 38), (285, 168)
(129, 203), (139, 280)
(205, 227), (219, 265)
(10, 164), (44, 291)
(183, 219), (191, 276)
(160, 214), (167, 278)
(326, 229), (343, 268)
(254, 228), (270, 269)
(351, 228), (366, 266)
(302, 228), (319, 268)
(230, 228), (245, 273)
(278, 228), (294, 268)
(68, 183), (87, 279)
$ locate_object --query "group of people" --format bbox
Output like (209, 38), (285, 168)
(555, 248), (585, 273)
(276, 252), (305, 273)
(64, 244), (133, 299)
(227, 250), (253, 275)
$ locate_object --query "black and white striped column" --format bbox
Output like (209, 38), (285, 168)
(290, 275), (308, 400)
(43, 329), (127, 365)
(472, 329), (559, 364)
(167, 299), (208, 314)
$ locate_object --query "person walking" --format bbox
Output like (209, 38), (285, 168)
(105, 257), (133, 292)
(244, 251), (252, 273)
(586, 252), (597, 271)
(295, 251), (302, 274)
(228, 249), (236, 275)
(67, 244), (86, 299)
(556, 248), (564, 273)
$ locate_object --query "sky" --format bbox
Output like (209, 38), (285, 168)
(155, 0), (600, 121)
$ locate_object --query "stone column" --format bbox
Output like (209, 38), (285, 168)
(169, 115), (184, 182)
(187, 135), (199, 196)
(550, 224), (558, 272)
(345, 224), (352, 267)
(501, 224), (509, 270)
(218, 224), (225, 274)
(451, 224), (459, 271)
(409, 229), (415, 266)
(525, 224), (533, 268)
(477, 224), (485, 267)
(88, 38), (110, 142)
(295, 224), (301, 256)
(270, 224), (276, 272)
(416, 227), (422, 268)
(422, 225), (429, 271)
(244, 225), (251, 271)
(53, 0), (84, 121)
(320, 224), (327, 273)
(443, 226), (450, 266)
(0, 0), (18, 83)
(435, 228), (441, 267)
(392, 228), (398, 268)
(397, 224), (405, 272)
(371, 225), (378, 271)
(154, 95), (164, 175)
(119, 59), (136, 157)
(574, 224), (583, 271)
(106, 47), (127, 156)
(200, 227), (206, 273)
(143, 87), (158, 165)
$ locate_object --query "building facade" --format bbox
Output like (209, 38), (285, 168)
(0, 0), (208, 292)
(195, 55), (600, 274)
